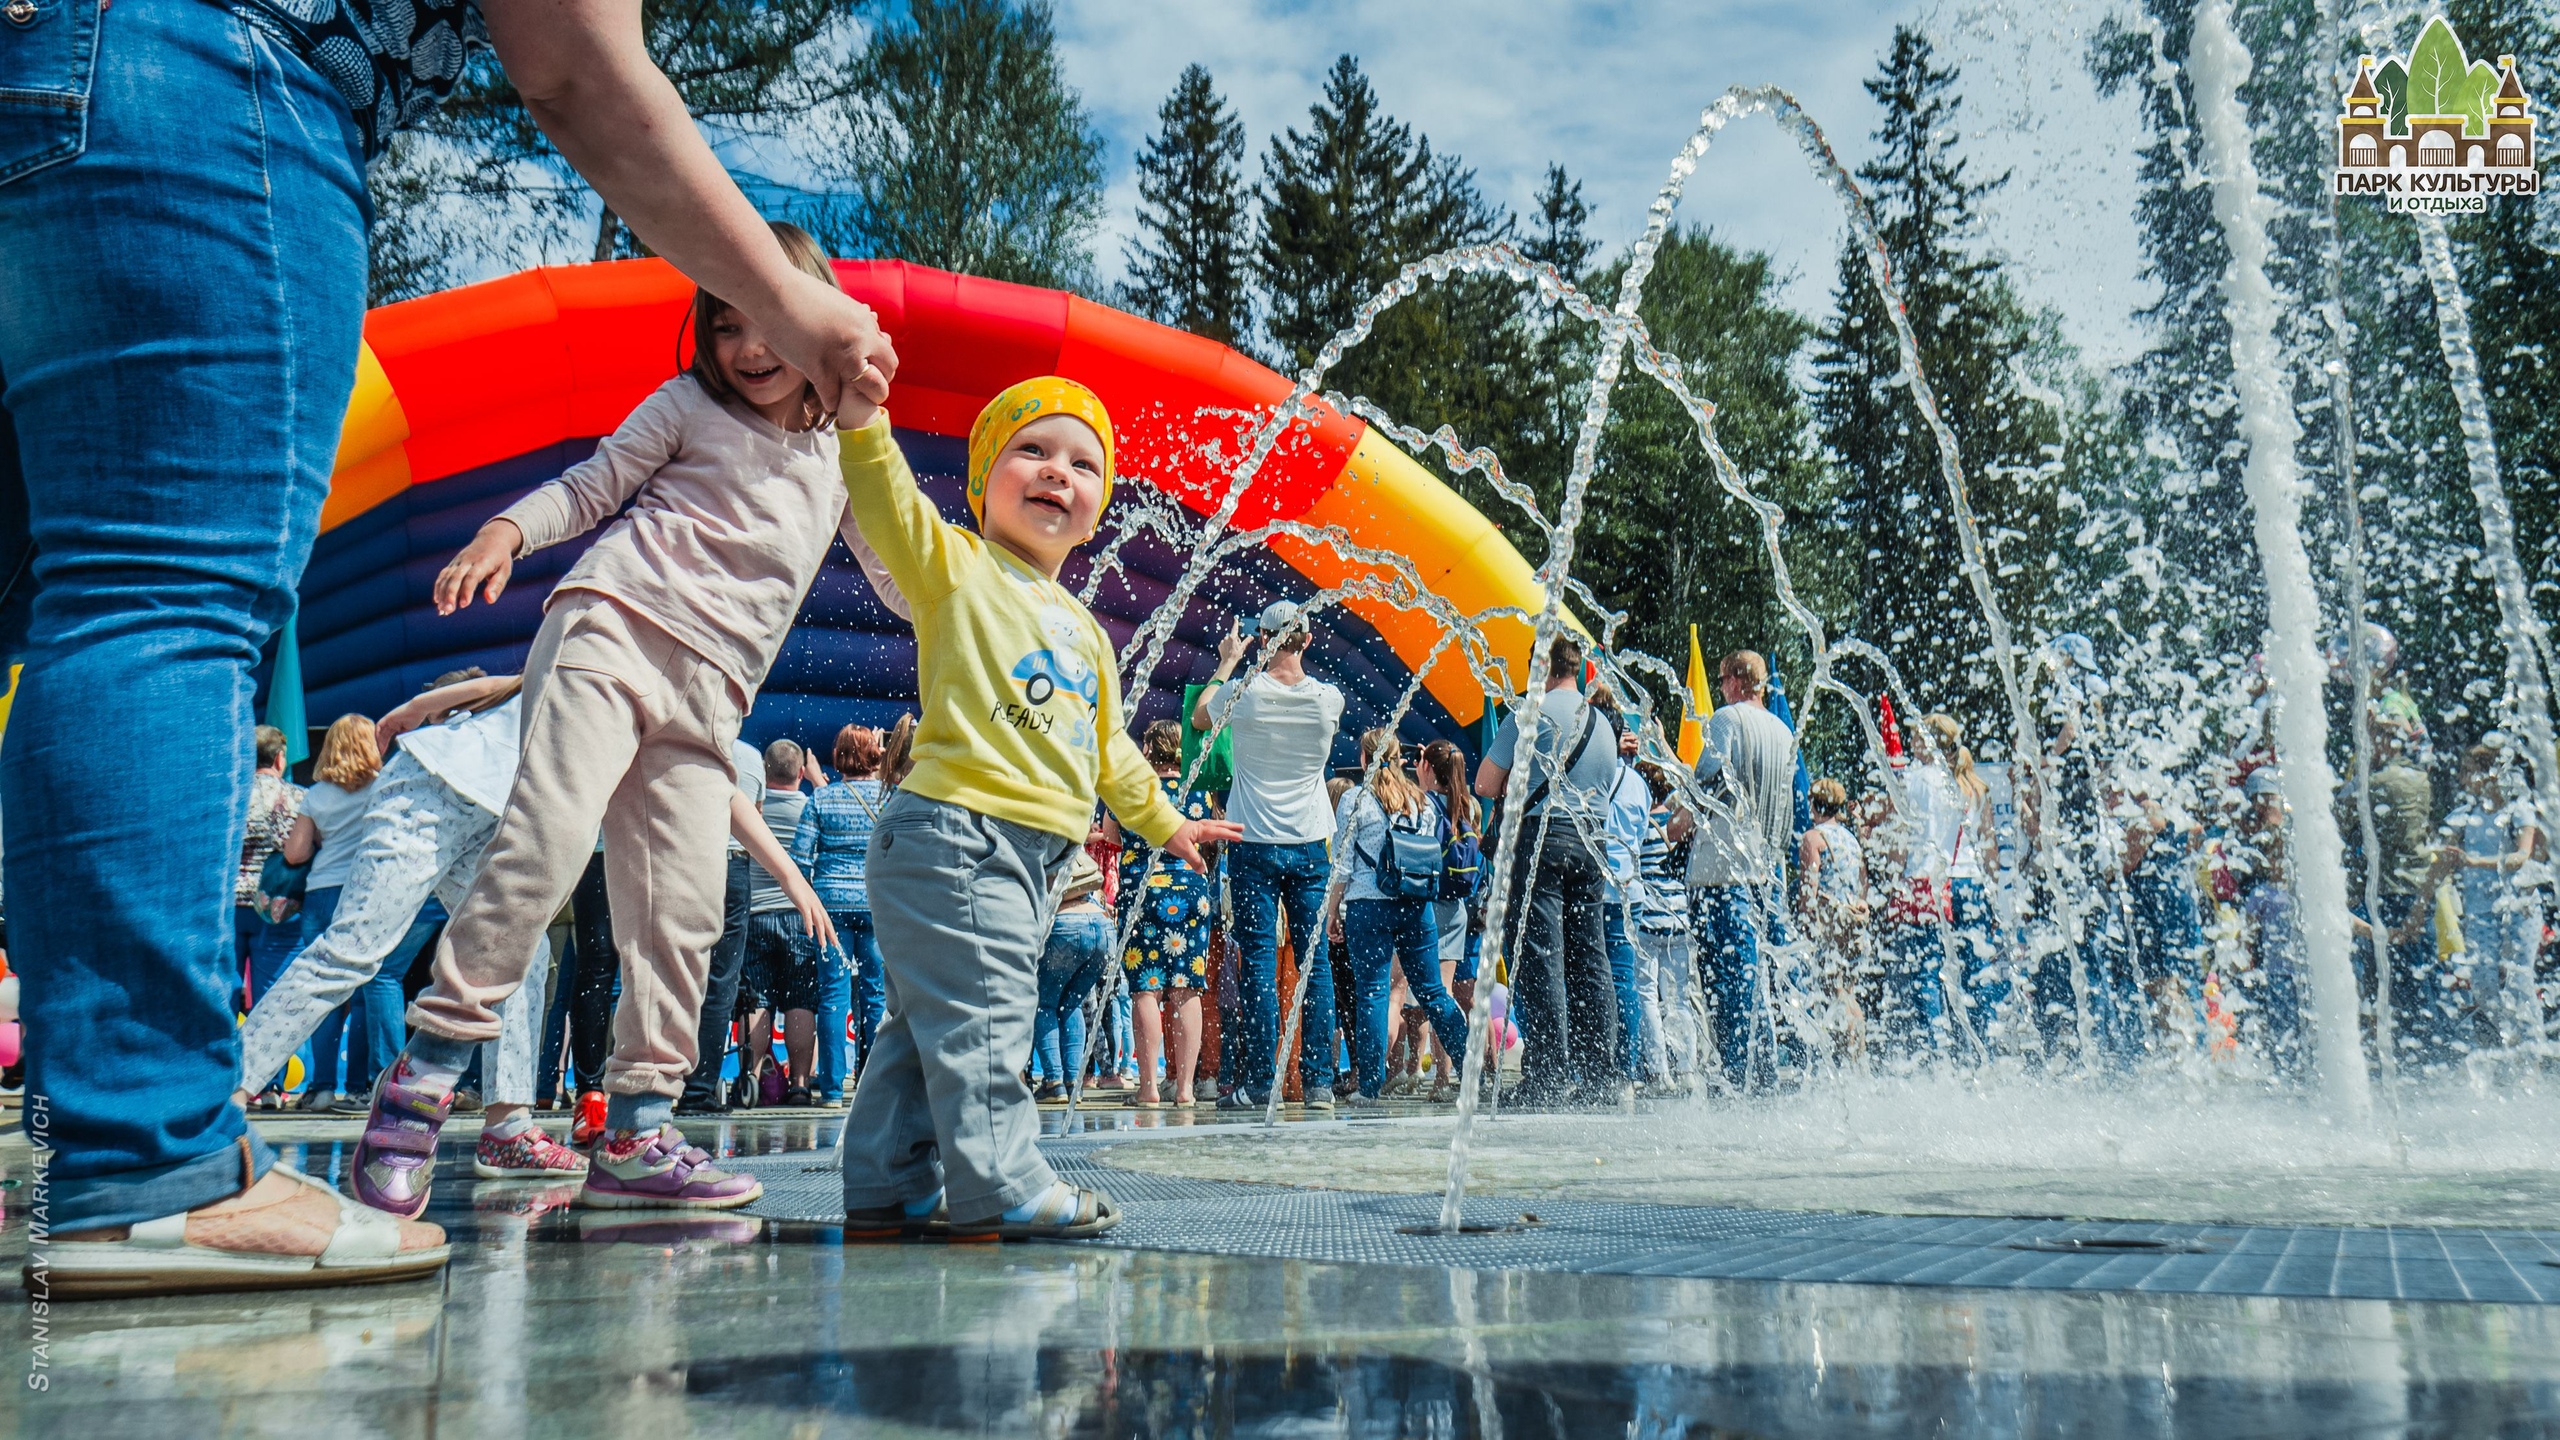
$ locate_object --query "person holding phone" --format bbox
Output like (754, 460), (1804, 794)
(1192, 602), (1346, 1110)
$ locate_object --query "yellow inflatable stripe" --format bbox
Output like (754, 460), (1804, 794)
(321, 341), (412, 534)
(1280, 427), (1577, 727)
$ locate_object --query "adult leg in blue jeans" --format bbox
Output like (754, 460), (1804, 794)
(1345, 899), (1470, 1097)
(354, 900), (443, 1103)
(239, 903), (311, 1099)
(0, 0), (366, 1232)
(1880, 924), (1951, 1061)
(1032, 913), (1113, 1094)
(1948, 878), (2009, 1046)
(1604, 904), (1647, 1082)
(1693, 882), (1790, 1090)
(1227, 841), (1339, 1100)
(849, 911), (887, 1076)
(816, 908), (876, 1099)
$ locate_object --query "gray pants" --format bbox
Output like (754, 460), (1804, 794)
(840, 791), (1073, 1218)
(1636, 924), (1699, 1080)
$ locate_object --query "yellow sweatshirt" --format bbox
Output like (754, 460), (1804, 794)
(840, 415), (1182, 848)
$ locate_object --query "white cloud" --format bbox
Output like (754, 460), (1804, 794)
(1052, 0), (2155, 372)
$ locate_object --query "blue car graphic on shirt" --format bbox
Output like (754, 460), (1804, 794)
(1011, 649), (1101, 710)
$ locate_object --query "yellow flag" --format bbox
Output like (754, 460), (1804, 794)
(1679, 626), (1711, 765)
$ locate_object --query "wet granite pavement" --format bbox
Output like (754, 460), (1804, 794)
(2, 1108), (2556, 1437)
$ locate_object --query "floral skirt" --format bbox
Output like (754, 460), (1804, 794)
(1122, 874), (1213, 992)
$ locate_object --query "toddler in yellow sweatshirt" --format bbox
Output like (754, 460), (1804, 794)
(838, 377), (1238, 1239)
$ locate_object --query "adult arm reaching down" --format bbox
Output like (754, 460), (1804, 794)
(732, 792), (838, 952)
(479, 0), (897, 422)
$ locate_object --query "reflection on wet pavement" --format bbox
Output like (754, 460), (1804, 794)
(5, 1115), (2557, 1437)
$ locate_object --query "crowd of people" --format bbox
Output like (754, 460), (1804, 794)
(43, 544), (2560, 1301)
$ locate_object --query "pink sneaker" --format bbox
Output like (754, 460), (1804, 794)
(576, 1125), (764, 1210)
(472, 1125), (590, 1179)
(351, 1058), (454, 1220)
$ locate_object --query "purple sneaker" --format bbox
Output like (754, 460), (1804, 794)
(576, 1125), (765, 1210)
(351, 1058), (455, 1219)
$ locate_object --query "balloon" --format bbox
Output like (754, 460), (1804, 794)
(0, 1022), (19, 1068)
(284, 1054), (305, 1092)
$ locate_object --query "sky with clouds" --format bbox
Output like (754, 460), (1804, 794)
(1050, 0), (2159, 372)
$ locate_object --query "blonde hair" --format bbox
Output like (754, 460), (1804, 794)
(1919, 713), (1987, 805)
(1809, 776), (1848, 817)
(687, 221), (836, 421)
(312, 714), (380, 789)
(1359, 726), (1423, 818)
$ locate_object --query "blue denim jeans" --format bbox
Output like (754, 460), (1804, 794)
(1604, 903), (1647, 1080)
(1228, 840), (1339, 1095)
(817, 908), (884, 1098)
(1948, 877), (2010, 1032)
(2128, 870), (2208, 1050)
(238, 902), (309, 1090)
(1690, 881), (1790, 1090)
(1, 0), (367, 1229)
(1033, 911), (1114, 1084)
(1883, 923), (1953, 1056)
(1343, 898), (1470, 1098)
(297, 888), (359, 1093)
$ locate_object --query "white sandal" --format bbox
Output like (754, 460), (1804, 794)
(39, 1164), (449, 1300)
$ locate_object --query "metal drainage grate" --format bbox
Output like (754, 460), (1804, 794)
(725, 1143), (2560, 1305)
(1395, 1216), (1546, 1237)
(2008, 1236), (2217, 1256)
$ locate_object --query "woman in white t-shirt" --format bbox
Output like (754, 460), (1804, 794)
(1885, 714), (2002, 1053)
(274, 715), (383, 1109)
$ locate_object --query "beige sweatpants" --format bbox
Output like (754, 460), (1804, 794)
(408, 590), (744, 1097)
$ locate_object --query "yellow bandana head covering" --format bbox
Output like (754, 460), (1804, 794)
(966, 377), (1116, 527)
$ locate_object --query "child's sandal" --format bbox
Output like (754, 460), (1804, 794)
(843, 1195), (981, 1243)
(966, 1186), (1121, 1242)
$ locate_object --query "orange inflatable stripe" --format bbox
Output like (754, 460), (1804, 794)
(1276, 430), (1564, 724)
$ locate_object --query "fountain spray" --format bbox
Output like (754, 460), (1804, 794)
(2189, 0), (2372, 1123)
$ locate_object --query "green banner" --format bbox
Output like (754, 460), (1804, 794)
(1180, 683), (1234, 796)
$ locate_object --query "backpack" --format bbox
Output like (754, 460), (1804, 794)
(1434, 793), (1482, 900)
(1365, 796), (1446, 901)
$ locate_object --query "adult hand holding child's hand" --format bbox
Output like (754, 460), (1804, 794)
(771, 276), (897, 429)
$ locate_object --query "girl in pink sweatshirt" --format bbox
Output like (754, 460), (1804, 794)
(352, 223), (860, 1218)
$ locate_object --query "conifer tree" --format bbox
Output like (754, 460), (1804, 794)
(1521, 164), (1596, 277)
(1585, 228), (1829, 674)
(1255, 57), (1535, 494)
(410, 0), (861, 271)
(808, 0), (1106, 290)
(1121, 65), (1252, 345)
(2087, 0), (2331, 661)
(1810, 25), (2061, 747)
(2442, 0), (2560, 647)
(2091, 0), (2553, 744)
